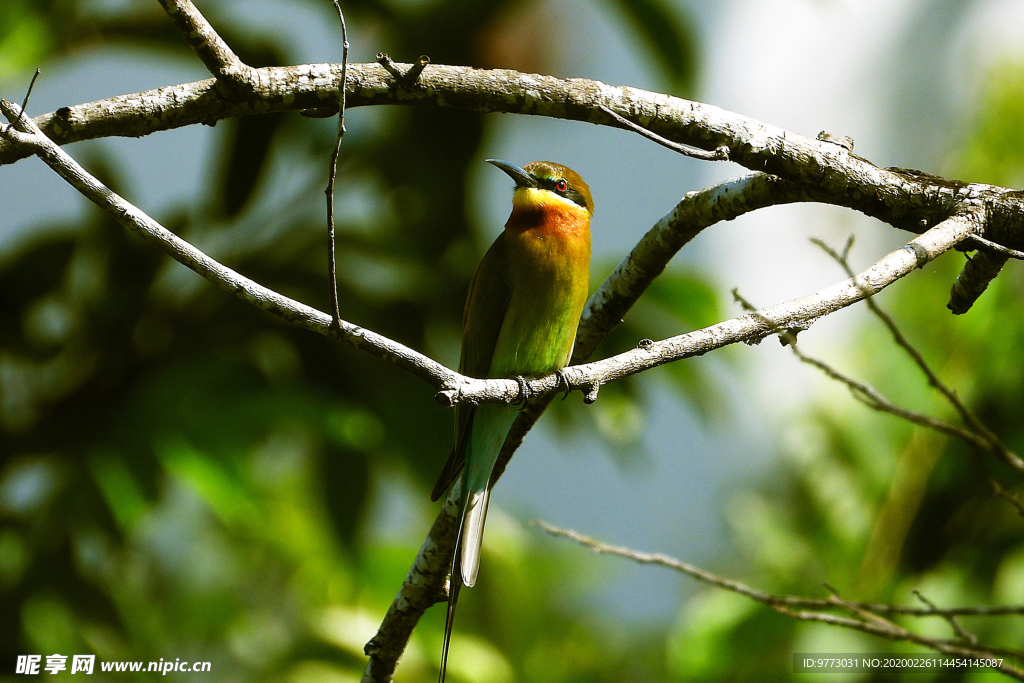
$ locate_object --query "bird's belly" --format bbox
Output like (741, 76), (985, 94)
(488, 281), (585, 378)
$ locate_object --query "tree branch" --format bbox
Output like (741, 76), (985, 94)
(360, 212), (979, 682)
(534, 521), (1024, 680)
(325, 0), (349, 328)
(0, 98), (460, 394)
(155, 0), (257, 93)
(948, 250), (1009, 314)
(810, 239), (1024, 475)
(362, 491), (461, 682)
(4, 62), (1024, 248)
(5, 98), (980, 417)
(3, 46), (1014, 681)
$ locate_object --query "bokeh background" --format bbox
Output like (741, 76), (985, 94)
(2, 0), (1024, 680)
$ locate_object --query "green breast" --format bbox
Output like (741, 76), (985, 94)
(488, 231), (590, 378)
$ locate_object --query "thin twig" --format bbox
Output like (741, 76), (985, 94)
(967, 234), (1024, 261)
(732, 285), (1022, 473)
(731, 289), (988, 447)
(598, 104), (729, 161)
(530, 521), (1023, 615)
(1, 68), (40, 135)
(993, 480), (1024, 520)
(813, 237), (1024, 475)
(534, 521), (1024, 680)
(326, 0), (349, 327)
(914, 590), (979, 646)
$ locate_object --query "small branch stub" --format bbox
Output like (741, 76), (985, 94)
(817, 131), (854, 151)
(375, 53), (429, 88)
(948, 251), (1008, 315)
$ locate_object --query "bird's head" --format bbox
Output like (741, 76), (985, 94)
(486, 159), (594, 217)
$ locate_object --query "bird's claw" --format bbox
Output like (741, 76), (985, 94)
(555, 369), (573, 400)
(514, 375), (531, 409)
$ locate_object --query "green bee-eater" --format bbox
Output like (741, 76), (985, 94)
(432, 159), (594, 681)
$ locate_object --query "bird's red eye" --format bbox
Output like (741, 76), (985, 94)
(555, 179), (568, 192)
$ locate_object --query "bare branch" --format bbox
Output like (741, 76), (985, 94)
(325, 0), (350, 328)
(913, 590), (978, 646)
(733, 289), (994, 452)
(535, 521), (1024, 680)
(362, 492), (460, 683)
(0, 98), (462, 394)
(155, 0), (257, 92)
(6, 62), (1024, 250)
(812, 238), (1024, 475)
(993, 481), (1024, 521)
(598, 104), (729, 161)
(967, 234), (1024, 261)
(1, 68), (41, 136)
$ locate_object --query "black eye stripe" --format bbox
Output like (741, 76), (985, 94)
(536, 176), (587, 209)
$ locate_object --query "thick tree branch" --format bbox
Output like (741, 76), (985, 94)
(362, 491), (461, 682)
(4, 62), (1024, 248)
(155, 0), (257, 93)
(534, 521), (1024, 680)
(10, 97), (978, 419)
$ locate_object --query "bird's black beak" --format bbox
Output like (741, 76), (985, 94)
(485, 159), (539, 189)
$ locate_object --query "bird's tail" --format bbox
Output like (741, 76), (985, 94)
(438, 559), (462, 683)
(459, 488), (490, 587)
(439, 485), (492, 683)
(439, 487), (470, 683)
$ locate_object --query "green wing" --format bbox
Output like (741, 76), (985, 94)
(430, 232), (512, 501)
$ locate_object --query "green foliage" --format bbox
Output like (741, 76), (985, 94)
(958, 60), (1024, 189)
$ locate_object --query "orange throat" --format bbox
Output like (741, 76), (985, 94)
(504, 188), (591, 240)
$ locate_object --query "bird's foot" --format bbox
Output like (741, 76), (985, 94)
(513, 375), (531, 409)
(555, 369), (573, 400)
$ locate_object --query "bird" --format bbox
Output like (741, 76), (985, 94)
(431, 159), (594, 682)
